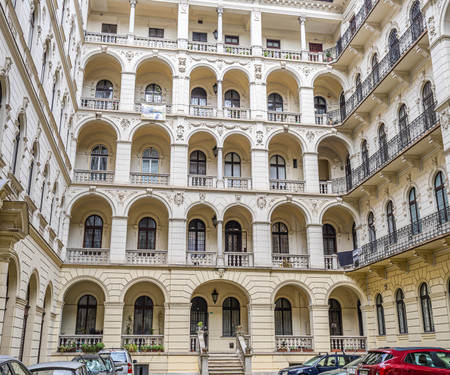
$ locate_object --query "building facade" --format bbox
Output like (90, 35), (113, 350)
(1, 0), (450, 373)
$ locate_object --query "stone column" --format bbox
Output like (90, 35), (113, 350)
(306, 224), (324, 269)
(250, 10), (262, 56)
(358, 304), (372, 350)
(102, 302), (124, 348)
(248, 303), (275, 352)
(0, 256), (10, 348)
(114, 141), (132, 184)
(303, 152), (319, 193)
(177, 2), (189, 49)
(217, 147), (223, 188)
(252, 222), (271, 267)
(110, 216), (127, 263)
(168, 218), (187, 265)
(164, 302), (191, 352)
(128, 0), (137, 35)
(250, 82), (266, 119)
(299, 86), (315, 124)
(430, 291), (450, 344)
(309, 304), (330, 352)
(119, 72), (136, 112)
(251, 148), (269, 190)
(217, 80), (223, 117)
(216, 220), (224, 266)
(171, 143), (189, 187)
(298, 16), (308, 60)
(217, 7), (224, 53)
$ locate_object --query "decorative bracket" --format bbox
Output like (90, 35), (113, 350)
(401, 155), (420, 169)
(414, 249), (434, 265)
(369, 266), (386, 279)
(389, 258), (408, 272)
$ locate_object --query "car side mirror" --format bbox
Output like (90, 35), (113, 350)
(133, 360), (137, 364)
(115, 368), (123, 372)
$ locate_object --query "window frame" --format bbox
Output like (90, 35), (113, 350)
(266, 39), (280, 49)
(76, 295), (97, 334)
(225, 35), (239, 45)
(376, 294), (386, 336)
(274, 298), (292, 335)
(222, 297), (240, 337)
(396, 289), (408, 334)
(272, 222), (289, 254)
(149, 28), (164, 38)
(192, 32), (207, 42)
(188, 219), (206, 252)
(133, 296), (154, 335)
(420, 283), (434, 332)
(83, 215), (103, 249)
(138, 217), (157, 250)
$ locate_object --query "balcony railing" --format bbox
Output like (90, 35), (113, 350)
(224, 45), (251, 55)
(224, 108), (250, 119)
(189, 105), (216, 117)
(188, 41), (217, 52)
(319, 181), (332, 194)
(330, 107), (439, 194)
(121, 335), (164, 350)
(355, 208), (450, 268)
(74, 170), (114, 183)
(272, 254), (309, 269)
(133, 36), (177, 49)
(130, 172), (170, 185)
(330, 336), (366, 351)
(126, 250), (168, 265)
(188, 175), (217, 188)
(134, 102), (172, 114)
(270, 179), (305, 193)
(225, 252), (253, 267)
(275, 336), (313, 351)
(224, 177), (251, 190)
(59, 335), (103, 350)
(263, 49), (302, 60)
(315, 109), (341, 125)
(341, 16), (425, 122)
(267, 111), (301, 123)
(66, 248), (110, 264)
(324, 254), (339, 269)
(81, 98), (120, 111)
(186, 251), (216, 266)
(85, 31), (128, 44)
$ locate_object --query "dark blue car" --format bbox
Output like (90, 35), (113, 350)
(278, 353), (360, 375)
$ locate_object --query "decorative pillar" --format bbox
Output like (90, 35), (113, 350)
(102, 302), (124, 349)
(114, 141), (132, 184)
(128, 0), (137, 36)
(250, 10), (262, 56)
(303, 152), (319, 193)
(306, 224), (324, 268)
(217, 80), (223, 117)
(216, 220), (224, 266)
(110, 216), (128, 263)
(0, 256), (10, 348)
(119, 72), (136, 112)
(298, 16), (308, 60)
(298, 86), (315, 124)
(217, 7), (224, 53)
(252, 222), (271, 267)
(168, 218), (187, 264)
(177, 2), (189, 49)
(309, 304), (330, 352)
(251, 148), (269, 190)
(217, 147), (223, 188)
(170, 143), (189, 187)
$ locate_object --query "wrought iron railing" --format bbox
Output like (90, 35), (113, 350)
(354, 208), (450, 268)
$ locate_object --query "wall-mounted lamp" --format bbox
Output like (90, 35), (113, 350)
(212, 145), (218, 157)
(211, 289), (219, 304)
(212, 83), (218, 94)
(212, 215), (218, 227)
(213, 29), (218, 40)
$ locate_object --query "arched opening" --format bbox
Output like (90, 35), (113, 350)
(223, 69), (250, 119)
(38, 286), (52, 362)
(0, 259), (19, 355)
(266, 70), (300, 122)
(389, 29), (400, 64)
(189, 67), (217, 117)
(20, 274), (38, 363)
(396, 289), (408, 334)
(188, 132), (218, 187)
(435, 171), (449, 223)
(223, 206), (253, 266)
(422, 82), (436, 128)
(223, 134), (251, 189)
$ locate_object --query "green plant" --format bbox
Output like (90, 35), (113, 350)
(81, 342), (105, 353)
(123, 343), (138, 352)
(125, 315), (133, 335)
(197, 321), (203, 330)
(235, 325), (244, 336)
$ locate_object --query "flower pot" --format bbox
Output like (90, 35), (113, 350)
(302, 348), (313, 352)
(290, 349), (302, 352)
(277, 349), (288, 352)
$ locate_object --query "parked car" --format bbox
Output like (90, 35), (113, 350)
(98, 355), (122, 374)
(98, 349), (135, 375)
(278, 353), (360, 375)
(0, 355), (32, 375)
(72, 355), (112, 375)
(320, 357), (365, 375)
(356, 347), (450, 374)
(28, 361), (88, 375)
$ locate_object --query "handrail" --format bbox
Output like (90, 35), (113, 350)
(198, 330), (208, 375)
(236, 335), (251, 375)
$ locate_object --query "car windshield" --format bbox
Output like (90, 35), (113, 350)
(31, 370), (75, 375)
(76, 359), (106, 373)
(436, 352), (450, 369)
(344, 357), (364, 368)
(108, 353), (127, 363)
(302, 356), (322, 366)
(362, 352), (393, 365)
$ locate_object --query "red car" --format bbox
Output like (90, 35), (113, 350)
(356, 347), (450, 374)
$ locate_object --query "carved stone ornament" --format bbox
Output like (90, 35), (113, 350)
(120, 118), (131, 130)
(120, 50), (140, 62)
(256, 130), (263, 145)
(199, 193), (206, 202)
(178, 58), (186, 73)
(306, 131), (315, 142)
(257, 196), (267, 209)
(254, 65), (262, 80)
(174, 192), (184, 206)
(177, 125), (184, 140)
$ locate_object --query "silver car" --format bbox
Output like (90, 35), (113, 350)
(28, 362), (88, 375)
(98, 350), (135, 375)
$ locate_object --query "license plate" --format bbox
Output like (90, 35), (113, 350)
(358, 370), (369, 375)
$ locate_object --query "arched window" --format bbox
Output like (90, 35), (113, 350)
(389, 29), (400, 64)
(12, 120), (22, 175)
(28, 5), (36, 48)
(386, 201), (397, 244)
(224, 152), (241, 177)
(411, 1), (423, 39)
(224, 90), (240, 108)
(399, 104), (409, 146)
(189, 150), (206, 175)
(95, 80), (113, 99)
(376, 294), (386, 335)
(223, 297), (240, 337)
(27, 144), (36, 196)
(420, 283), (434, 332)
(225, 221), (242, 252)
(368, 212), (376, 248)
(190, 87), (207, 106)
(188, 219), (205, 251)
(409, 188), (421, 234)
(268, 93), (283, 112)
(339, 92), (346, 120)
(190, 297), (208, 334)
(270, 155), (286, 190)
(355, 74), (362, 102)
(142, 147), (159, 174)
(357, 300), (364, 336)
(422, 82), (435, 129)
(134, 296), (153, 334)
(396, 289), (408, 334)
(39, 167), (47, 212)
(76, 295), (97, 334)
(61, 0), (66, 24)
(371, 54), (379, 83)
(345, 154), (352, 190)
(83, 215), (103, 248)
(361, 140), (369, 177)
(314, 96), (327, 125)
(50, 74), (58, 111)
(145, 84), (162, 103)
(90, 145), (108, 171)
(435, 171), (449, 223)
(323, 224), (337, 255)
(328, 299), (342, 335)
(378, 124), (388, 163)
(275, 298), (292, 335)
(272, 222), (289, 254)
(352, 222), (358, 249)
(138, 217), (156, 250)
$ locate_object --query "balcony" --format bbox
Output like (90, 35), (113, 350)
(272, 254), (309, 269)
(263, 48), (302, 61)
(267, 111), (301, 123)
(188, 175), (217, 188)
(133, 36), (177, 49)
(134, 102), (172, 114)
(340, 17), (427, 129)
(59, 334), (103, 351)
(324, 254), (339, 269)
(189, 105), (216, 118)
(130, 172), (170, 186)
(66, 248), (110, 264)
(315, 109), (341, 125)
(224, 108), (250, 119)
(121, 335), (164, 350)
(275, 336), (313, 351)
(80, 98), (120, 111)
(85, 31), (128, 44)
(354, 208), (450, 269)
(74, 170), (115, 183)
(224, 177), (251, 190)
(186, 251), (216, 266)
(126, 250), (168, 265)
(224, 45), (251, 55)
(330, 336), (366, 351)
(224, 252), (253, 267)
(188, 41), (217, 52)
(270, 179), (305, 193)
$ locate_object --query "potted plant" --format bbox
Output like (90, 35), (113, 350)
(289, 346), (302, 352)
(235, 325), (244, 336)
(277, 346), (288, 352)
(302, 347), (313, 352)
(197, 321), (204, 331)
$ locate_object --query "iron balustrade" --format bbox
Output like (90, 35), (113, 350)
(341, 16), (425, 121)
(330, 107), (438, 194)
(354, 208), (450, 268)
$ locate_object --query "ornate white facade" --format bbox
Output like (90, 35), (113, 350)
(1, 0), (450, 373)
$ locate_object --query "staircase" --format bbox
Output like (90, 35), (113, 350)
(208, 352), (244, 375)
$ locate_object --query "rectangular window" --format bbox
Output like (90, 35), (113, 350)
(267, 39), (280, 49)
(149, 28), (164, 38)
(309, 43), (323, 52)
(225, 35), (239, 45)
(193, 32), (207, 42)
(101, 23), (117, 34)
